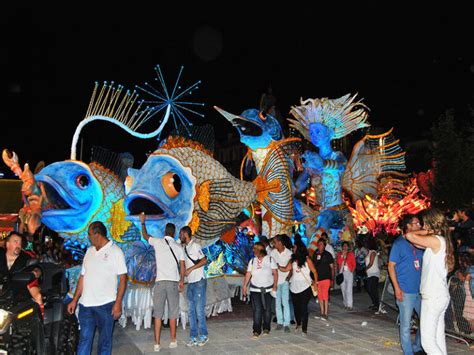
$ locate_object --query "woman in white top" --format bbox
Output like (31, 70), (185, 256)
(279, 239), (318, 335)
(364, 237), (380, 310)
(243, 242), (278, 338)
(406, 208), (455, 355)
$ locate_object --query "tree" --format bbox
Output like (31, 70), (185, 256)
(430, 109), (474, 210)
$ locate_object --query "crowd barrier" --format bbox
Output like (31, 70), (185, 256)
(445, 275), (474, 344)
(380, 272), (474, 346)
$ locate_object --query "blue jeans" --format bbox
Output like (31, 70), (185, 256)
(289, 295), (295, 321)
(396, 293), (422, 355)
(275, 281), (290, 326)
(187, 278), (208, 338)
(78, 302), (115, 355)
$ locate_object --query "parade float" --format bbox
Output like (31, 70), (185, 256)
(287, 95), (410, 253)
(2, 64), (430, 331)
(2, 67), (290, 330)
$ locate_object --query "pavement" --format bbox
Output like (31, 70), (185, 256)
(99, 287), (472, 354)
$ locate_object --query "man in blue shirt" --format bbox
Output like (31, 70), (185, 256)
(388, 214), (424, 355)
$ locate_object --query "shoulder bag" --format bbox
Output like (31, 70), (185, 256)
(336, 255), (345, 285)
(165, 238), (180, 272)
(300, 262), (318, 297)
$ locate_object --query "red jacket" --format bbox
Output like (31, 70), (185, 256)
(336, 251), (356, 273)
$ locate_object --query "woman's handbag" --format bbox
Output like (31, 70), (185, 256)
(336, 256), (346, 285)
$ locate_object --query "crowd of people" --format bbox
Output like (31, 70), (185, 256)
(1, 206), (473, 354)
(243, 207), (473, 355)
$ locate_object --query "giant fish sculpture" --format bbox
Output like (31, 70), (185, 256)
(2, 149), (155, 284)
(124, 136), (288, 247)
(214, 106), (319, 239)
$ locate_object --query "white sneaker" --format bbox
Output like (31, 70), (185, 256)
(169, 341), (178, 349)
(197, 336), (209, 346)
(186, 338), (197, 347)
(154, 344), (160, 352)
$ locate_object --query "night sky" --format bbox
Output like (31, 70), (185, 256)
(1, 5), (472, 177)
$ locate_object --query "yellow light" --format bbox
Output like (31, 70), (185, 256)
(17, 308), (34, 319)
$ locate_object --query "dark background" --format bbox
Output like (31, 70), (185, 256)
(1, 5), (472, 176)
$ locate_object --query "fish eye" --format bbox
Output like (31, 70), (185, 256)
(76, 174), (90, 189)
(258, 111), (267, 121)
(161, 172), (182, 198)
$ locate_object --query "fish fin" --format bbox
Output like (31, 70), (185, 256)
(343, 130), (407, 201)
(252, 141), (294, 224)
(189, 211), (200, 235)
(159, 136), (213, 157)
(107, 198), (132, 243)
(194, 179), (240, 243)
(195, 181), (211, 212)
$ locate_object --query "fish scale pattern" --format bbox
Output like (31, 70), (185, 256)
(158, 147), (256, 207)
(157, 147), (256, 241)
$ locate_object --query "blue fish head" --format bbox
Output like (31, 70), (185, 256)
(214, 106), (282, 150)
(35, 161), (103, 233)
(124, 154), (196, 238)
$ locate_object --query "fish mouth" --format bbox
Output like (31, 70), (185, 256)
(35, 175), (80, 212)
(125, 191), (176, 221)
(35, 176), (87, 216)
(214, 106), (263, 137)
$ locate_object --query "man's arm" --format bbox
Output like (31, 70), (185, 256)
(67, 275), (83, 314)
(185, 256), (207, 276)
(112, 273), (127, 319)
(179, 260), (185, 292)
(272, 268), (278, 292)
(139, 212), (151, 241)
(388, 261), (403, 301)
(329, 257), (335, 286)
(242, 271), (252, 297)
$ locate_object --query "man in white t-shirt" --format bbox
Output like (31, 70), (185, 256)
(270, 234), (293, 332)
(179, 226), (209, 347)
(67, 221), (128, 355)
(140, 213), (185, 352)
